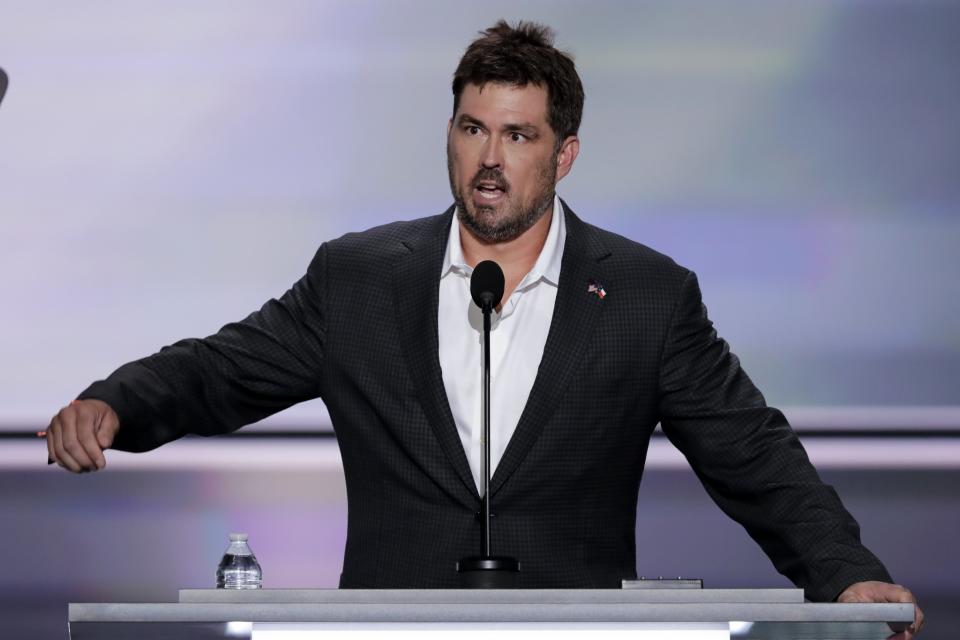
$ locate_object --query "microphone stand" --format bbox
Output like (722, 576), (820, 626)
(457, 282), (520, 588)
(481, 296), (493, 557)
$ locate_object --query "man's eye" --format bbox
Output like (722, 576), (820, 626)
(509, 132), (527, 143)
(466, 126), (481, 136)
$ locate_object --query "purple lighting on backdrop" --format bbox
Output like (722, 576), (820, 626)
(0, 1), (958, 430)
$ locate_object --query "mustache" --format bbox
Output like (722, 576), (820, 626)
(471, 168), (509, 192)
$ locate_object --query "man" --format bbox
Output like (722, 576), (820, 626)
(47, 20), (922, 636)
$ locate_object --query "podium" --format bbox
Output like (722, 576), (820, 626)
(68, 587), (913, 639)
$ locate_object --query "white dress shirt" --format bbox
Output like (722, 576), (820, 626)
(438, 194), (566, 494)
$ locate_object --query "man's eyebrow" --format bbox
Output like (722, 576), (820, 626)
(456, 113), (541, 135)
(456, 113), (486, 128)
(504, 122), (540, 135)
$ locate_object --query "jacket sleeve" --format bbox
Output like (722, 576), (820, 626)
(657, 269), (893, 602)
(77, 243), (329, 452)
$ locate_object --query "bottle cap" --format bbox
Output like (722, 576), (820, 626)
(229, 533), (249, 542)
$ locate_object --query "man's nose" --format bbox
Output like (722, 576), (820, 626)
(480, 136), (503, 169)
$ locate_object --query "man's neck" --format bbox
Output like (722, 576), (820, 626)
(460, 202), (555, 309)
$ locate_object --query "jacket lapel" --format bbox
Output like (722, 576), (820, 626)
(394, 208), (480, 504)
(490, 202), (611, 497)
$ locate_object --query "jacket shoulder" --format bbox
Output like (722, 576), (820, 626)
(323, 210), (451, 269)
(576, 216), (692, 288)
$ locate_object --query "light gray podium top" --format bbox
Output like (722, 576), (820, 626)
(69, 589), (913, 625)
(178, 587), (805, 604)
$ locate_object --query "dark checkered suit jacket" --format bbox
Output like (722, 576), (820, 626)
(79, 201), (893, 600)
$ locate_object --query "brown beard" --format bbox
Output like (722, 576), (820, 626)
(447, 149), (557, 243)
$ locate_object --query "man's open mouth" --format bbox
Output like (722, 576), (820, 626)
(474, 182), (506, 200)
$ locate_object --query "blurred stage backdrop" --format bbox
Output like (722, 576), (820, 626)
(0, 1), (958, 638)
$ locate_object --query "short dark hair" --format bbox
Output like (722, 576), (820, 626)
(452, 20), (585, 144)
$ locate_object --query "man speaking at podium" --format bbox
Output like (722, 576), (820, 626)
(45, 20), (922, 635)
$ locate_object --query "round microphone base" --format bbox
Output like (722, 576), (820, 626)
(456, 556), (520, 588)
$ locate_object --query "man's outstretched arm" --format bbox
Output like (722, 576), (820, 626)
(46, 243), (330, 471)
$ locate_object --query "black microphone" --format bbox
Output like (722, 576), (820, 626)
(470, 260), (505, 312)
(458, 259), (520, 587)
(0, 68), (8, 107)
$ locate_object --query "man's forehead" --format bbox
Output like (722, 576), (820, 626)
(457, 81), (549, 124)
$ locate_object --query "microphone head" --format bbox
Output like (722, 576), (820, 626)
(470, 260), (505, 310)
(0, 68), (7, 107)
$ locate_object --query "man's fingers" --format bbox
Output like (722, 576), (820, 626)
(889, 586), (922, 635)
(73, 403), (106, 469)
(886, 586), (921, 638)
(59, 406), (97, 471)
(841, 581), (922, 637)
(894, 587), (922, 633)
(51, 413), (81, 472)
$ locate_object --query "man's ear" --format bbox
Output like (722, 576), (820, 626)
(555, 135), (580, 183)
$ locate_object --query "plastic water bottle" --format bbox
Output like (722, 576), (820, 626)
(216, 533), (262, 589)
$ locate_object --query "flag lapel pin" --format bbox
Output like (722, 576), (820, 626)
(587, 280), (607, 299)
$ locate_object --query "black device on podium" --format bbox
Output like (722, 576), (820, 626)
(456, 260), (521, 587)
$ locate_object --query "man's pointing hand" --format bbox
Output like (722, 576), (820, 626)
(46, 399), (119, 472)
